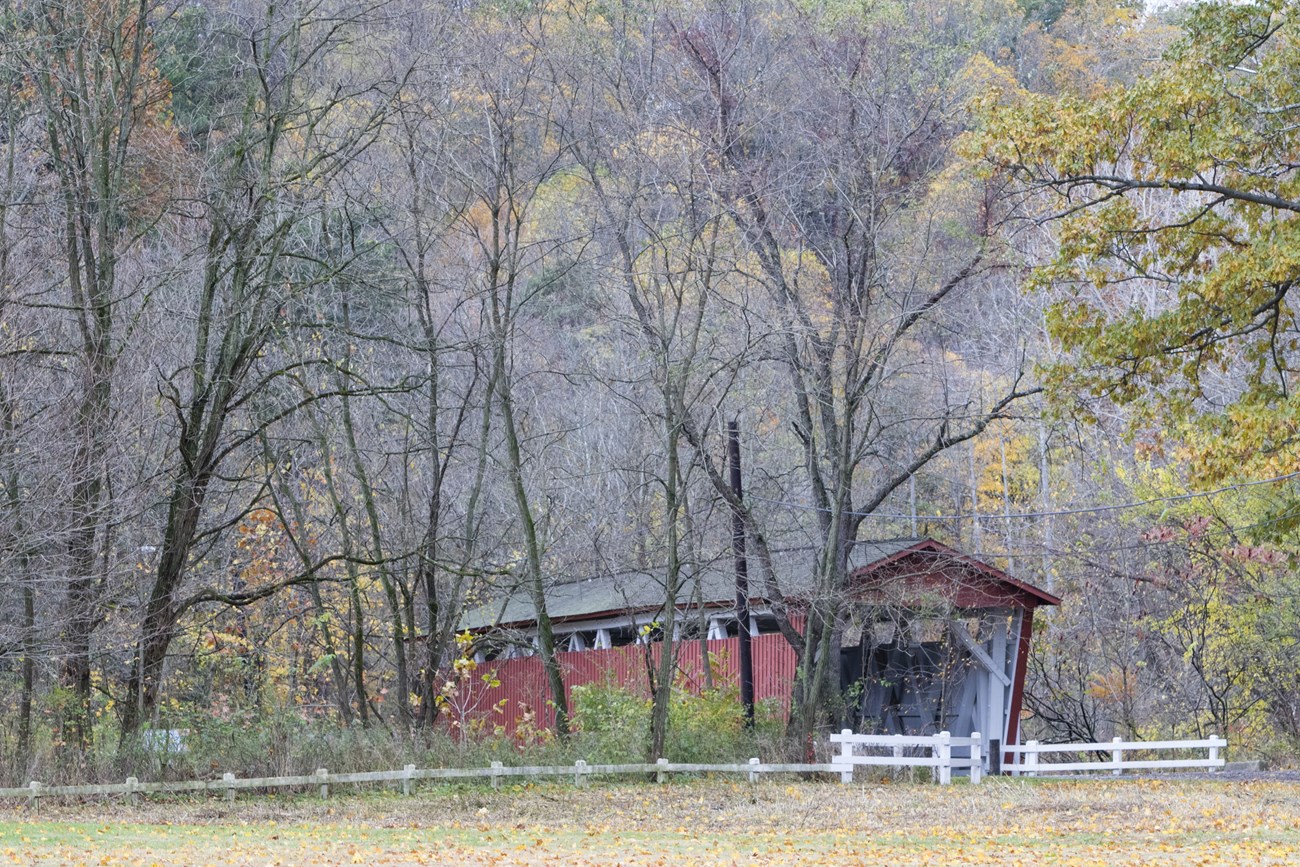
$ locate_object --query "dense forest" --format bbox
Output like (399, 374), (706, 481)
(3, 0), (1300, 783)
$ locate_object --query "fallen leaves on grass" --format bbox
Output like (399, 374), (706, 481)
(2, 779), (1299, 865)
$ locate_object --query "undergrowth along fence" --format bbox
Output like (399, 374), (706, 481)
(1006, 736), (1226, 776)
(0, 759), (840, 806)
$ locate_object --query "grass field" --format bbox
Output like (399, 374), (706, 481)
(2, 777), (1299, 865)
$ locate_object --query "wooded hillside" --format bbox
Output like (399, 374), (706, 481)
(3, 0), (1299, 781)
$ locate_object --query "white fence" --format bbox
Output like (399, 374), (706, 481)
(829, 730), (1229, 784)
(0, 735), (1231, 804)
(830, 729), (984, 785)
(0, 758), (841, 806)
(1007, 736), (1226, 776)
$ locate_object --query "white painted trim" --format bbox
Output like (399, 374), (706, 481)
(986, 612), (1009, 751)
(1004, 608), (1025, 748)
(502, 606), (778, 641)
(949, 620), (1012, 687)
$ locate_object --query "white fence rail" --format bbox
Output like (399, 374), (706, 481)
(0, 735), (1230, 804)
(830, 729), (984, 785)
(1007, 736), (1226, 776)
(0, 758), (840, 806)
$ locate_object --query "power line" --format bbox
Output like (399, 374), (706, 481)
(748, 470), (1300, 521)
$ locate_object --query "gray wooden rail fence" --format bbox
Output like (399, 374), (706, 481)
(0, 735), (1229, 805)
(0, 759), (840, 806)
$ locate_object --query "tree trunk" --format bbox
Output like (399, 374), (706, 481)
(2, 386), (35, 773)
(122, 471), (210, 737)
(648, 432), (683, 761)
(265, 450), (354, 724)
(498, 377), (569, 735)
(336, 316), (411, 728)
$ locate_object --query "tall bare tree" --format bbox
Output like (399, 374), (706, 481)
(120, 0), (398, 736)
(9, 0), (176, 756)
(663, 1), (1040, 744)
(556, 1), (750, 757)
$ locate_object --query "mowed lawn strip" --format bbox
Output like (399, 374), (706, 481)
(2, 779), (1299, 865)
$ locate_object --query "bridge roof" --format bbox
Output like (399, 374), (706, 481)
(461, 538), (1058, 632)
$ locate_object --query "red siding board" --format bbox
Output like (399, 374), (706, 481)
(464, 634), (799, 735)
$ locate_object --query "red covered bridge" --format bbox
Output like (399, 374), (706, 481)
(457, 538), (1058, 752)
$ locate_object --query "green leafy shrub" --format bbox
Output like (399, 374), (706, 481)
(570, 682), (650, 761)
(569, 679), (788, 763)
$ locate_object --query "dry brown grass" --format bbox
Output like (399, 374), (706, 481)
(2, 777), (1299, 864)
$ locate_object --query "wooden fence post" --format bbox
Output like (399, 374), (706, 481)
(402, 764), (415, 796)
(27, 781), (39, 811)
(223, 772), (235, 803)
(656, 758), (669, 784)
(316, 768), (329, 799)
(491, 761), (503, 791)
(970, 733), (982, 786)
(574, 760), (588, 787)
(748, 758), (760, 784)
(937, 732), (952, 786)
(126, 776), (139, 806)
(839, 729), (854, 784)
(1024, 742), (1039, 778)
(1112, 737), (1124, 776)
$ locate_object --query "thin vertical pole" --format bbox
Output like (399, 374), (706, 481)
(908, 474), (918, 537)
(968, 443), (982, 556)
(1038, 415), (1053, 591)
(1000, 437), (1014, 575)
(728, 421), (755, 728)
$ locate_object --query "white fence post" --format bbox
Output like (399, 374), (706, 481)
(656, 757), (669, 784)
(970, 733), (982, 785)
(1208, 734), (1220, 773)
(1025, 741), (1039, 778)
(838, 729), (854, 784)
(223, 772), (235, 802)
(574, 760), (588, 787)
(402, 764), (415, 796)
(748, 757), (760, 784)
(490, 761), (503, 791)
(937, 731), (952, 786)
(1112, 737), (1124, 776)
(316, 768), (329, 799)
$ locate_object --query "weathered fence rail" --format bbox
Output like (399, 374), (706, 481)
(0, 735), (1229, 804)
(830, 729), (984, 785)
(0, 758), (840, 805)
(1007, 736), (1226, 776)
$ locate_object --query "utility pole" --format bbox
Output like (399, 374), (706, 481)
(909, 474), (918, 537)
(728, 420), (755, 728)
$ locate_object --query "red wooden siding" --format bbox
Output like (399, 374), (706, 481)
(453, 634), (799, 735)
